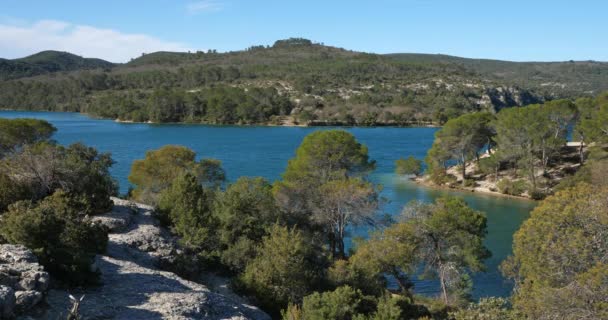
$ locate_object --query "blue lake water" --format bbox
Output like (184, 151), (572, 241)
(0, 110), (535, 299)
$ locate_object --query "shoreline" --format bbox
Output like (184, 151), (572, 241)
(411, 176), (536, 202)
(0, 109), (440, 128)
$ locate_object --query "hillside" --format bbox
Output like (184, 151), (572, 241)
(0, 50), (115, 81)
(387, 53), (608, 97)
(0, 38), (606, 125)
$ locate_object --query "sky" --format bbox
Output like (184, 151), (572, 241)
(0, 0), (606, 63)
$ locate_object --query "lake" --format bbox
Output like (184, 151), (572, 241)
(0, 110), (536, 299)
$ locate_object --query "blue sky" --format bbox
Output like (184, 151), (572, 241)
(1, 0), (606, 62)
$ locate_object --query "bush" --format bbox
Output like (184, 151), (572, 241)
(395, 156), (423, 176)
(299, 286), (368, 320)
(157, 173), (217, 260)
(497, 179), (528, 196)
(463, 178), (477, 188)
(0, 191), (108, 286)
(129, 145), (225, 205)
(1, 142), (118, 214)
(239, 225), (324, 317)
(214, 177), (283, 273)
(478, 155), (499, 178)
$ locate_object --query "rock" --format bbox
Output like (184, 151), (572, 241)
(41, 256), (269, 320)
(14, 290), (42, 312)
(0, 245), (49, 317)
(0, 285), (15, 318)
(30, 198), (270, 320)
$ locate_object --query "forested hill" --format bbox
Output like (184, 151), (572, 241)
(0, 38), (606, 126)
(386, 53), (608, 98)
(0, 51), (115, 81)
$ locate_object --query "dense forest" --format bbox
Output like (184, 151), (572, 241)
(1, 38), (607, 125)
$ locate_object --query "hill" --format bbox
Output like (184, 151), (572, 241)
(0, 39), (606, 125)
(0, 50), (115, 81)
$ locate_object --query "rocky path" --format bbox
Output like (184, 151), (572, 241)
(28, 198), (270, 320)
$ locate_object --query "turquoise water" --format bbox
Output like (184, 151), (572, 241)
(0, 111), (535, 299)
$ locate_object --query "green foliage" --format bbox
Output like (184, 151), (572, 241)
(395, 156), (423, 176)
(275, 130), (378, 257)
(128, 145), (225, 204)
(577, 92), (608, 144)
(0, 118), (56, 156)
(0, 191), (108, 286)
(299, 286), (367, 320)
(496, 179), (528, 196)
(504, 184), (608, 319)
(0, 50), (114, 81)
(157, 173), (217, 256)
(401, 198), (490, 305)
(450, 297), (513, 320)
(213, 177), (283, 272)
(239, 224), (324, 316)
(0, 142), (117, 214)
(1, 40), (576, 126)
(493, 101), (575, 188)
(426, 112), (495, 185)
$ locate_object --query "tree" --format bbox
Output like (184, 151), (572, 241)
(128, 145), (225, 204)
(274, 130), (377, 258)
(578, 92), (608, 145)
(0, 118), (56, 157)
(426, 112), (494, 185)
(1, 142), (117, 214)
(338, 222), (418, 297)
(157, 173), (217, 257)
(493, 102), (575, 189)
(503, 183), (608, 319)
(311, 178), (379, 258)
(240, 224), (324, 317)
(395, 156), (423, 176)
(0, 191), (108, 286)
(213, 177), (283, 272)
(403, 198), (490, 305)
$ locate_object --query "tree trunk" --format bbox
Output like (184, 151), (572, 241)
(461, 157), (467, 186)
(579, 140), (585, 165)
(439, 267), (449, 305)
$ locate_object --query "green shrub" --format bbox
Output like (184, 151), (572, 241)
(239, 225), (324, 317)
(299, 286), (367, 320)
(497, 179), (528, 196)
(157, 173), (218, 260)
(1, 142), (118, 214)
(214, 177), (283, 273)
(395, 156), (423, 176)
(0, 191), (108, 286)
(463, 179), (477, 188)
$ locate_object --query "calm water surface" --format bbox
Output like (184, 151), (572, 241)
(0, 111), (535, 299)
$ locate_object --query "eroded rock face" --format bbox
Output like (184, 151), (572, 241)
(0, 244), (49, 318)
(34, 198), (270, 320)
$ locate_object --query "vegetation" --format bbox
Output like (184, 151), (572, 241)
(503, 183), (608, 319)
(274, 130), (377, 258)
(128, 145), (224, 204)
(0, 118), (113, 286)
(5, 38), (608, 126)
(239, 225), (325, 317)
(395, 156), (423, 176)
(214, 177), (283, 273)
(0, 191), (108, 285)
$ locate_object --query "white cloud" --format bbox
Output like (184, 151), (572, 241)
(186, 1), (223, 15)
(0, 19), (195, 63)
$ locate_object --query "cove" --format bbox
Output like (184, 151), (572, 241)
(0, 110), (536, 299)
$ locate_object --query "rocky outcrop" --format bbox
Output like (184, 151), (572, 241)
(0, 244), (50, 318)
(31, 198), (270, 320)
